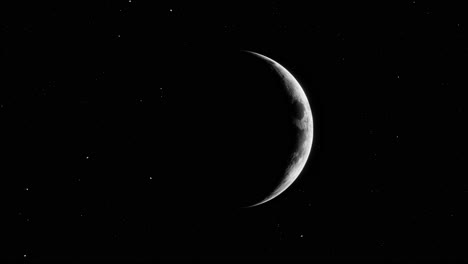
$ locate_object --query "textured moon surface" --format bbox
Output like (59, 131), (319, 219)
(245, 51), (314, 207)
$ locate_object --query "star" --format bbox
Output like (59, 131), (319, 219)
(24, 254), (27, 258)
(149, 177), (153, 180)
(169, 9), (173, 12)
(85, 156), (90, 160)
(25, 187), (29, 191)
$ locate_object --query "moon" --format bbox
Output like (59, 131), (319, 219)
(166, 49), (314, 209)
(244, 51), (314, 207)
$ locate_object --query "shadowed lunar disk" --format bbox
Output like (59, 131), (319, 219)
(169, 50), (314, 209)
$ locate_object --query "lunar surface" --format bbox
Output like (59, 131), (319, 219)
(168, 49), (314, 209)
(244, 51), (314, 207)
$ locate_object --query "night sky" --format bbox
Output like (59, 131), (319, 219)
(2, 1), (467, 262)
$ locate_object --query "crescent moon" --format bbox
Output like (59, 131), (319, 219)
(245, 51), (314, 208)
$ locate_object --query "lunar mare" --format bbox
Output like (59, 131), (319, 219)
(245, 51), (314, 207)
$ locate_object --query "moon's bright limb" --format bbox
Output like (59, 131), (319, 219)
(244, 51), (314, 208)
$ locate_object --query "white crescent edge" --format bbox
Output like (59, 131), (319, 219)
(243, 51), (314, 208)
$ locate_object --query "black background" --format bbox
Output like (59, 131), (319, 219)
(1, 1), (467, 262)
